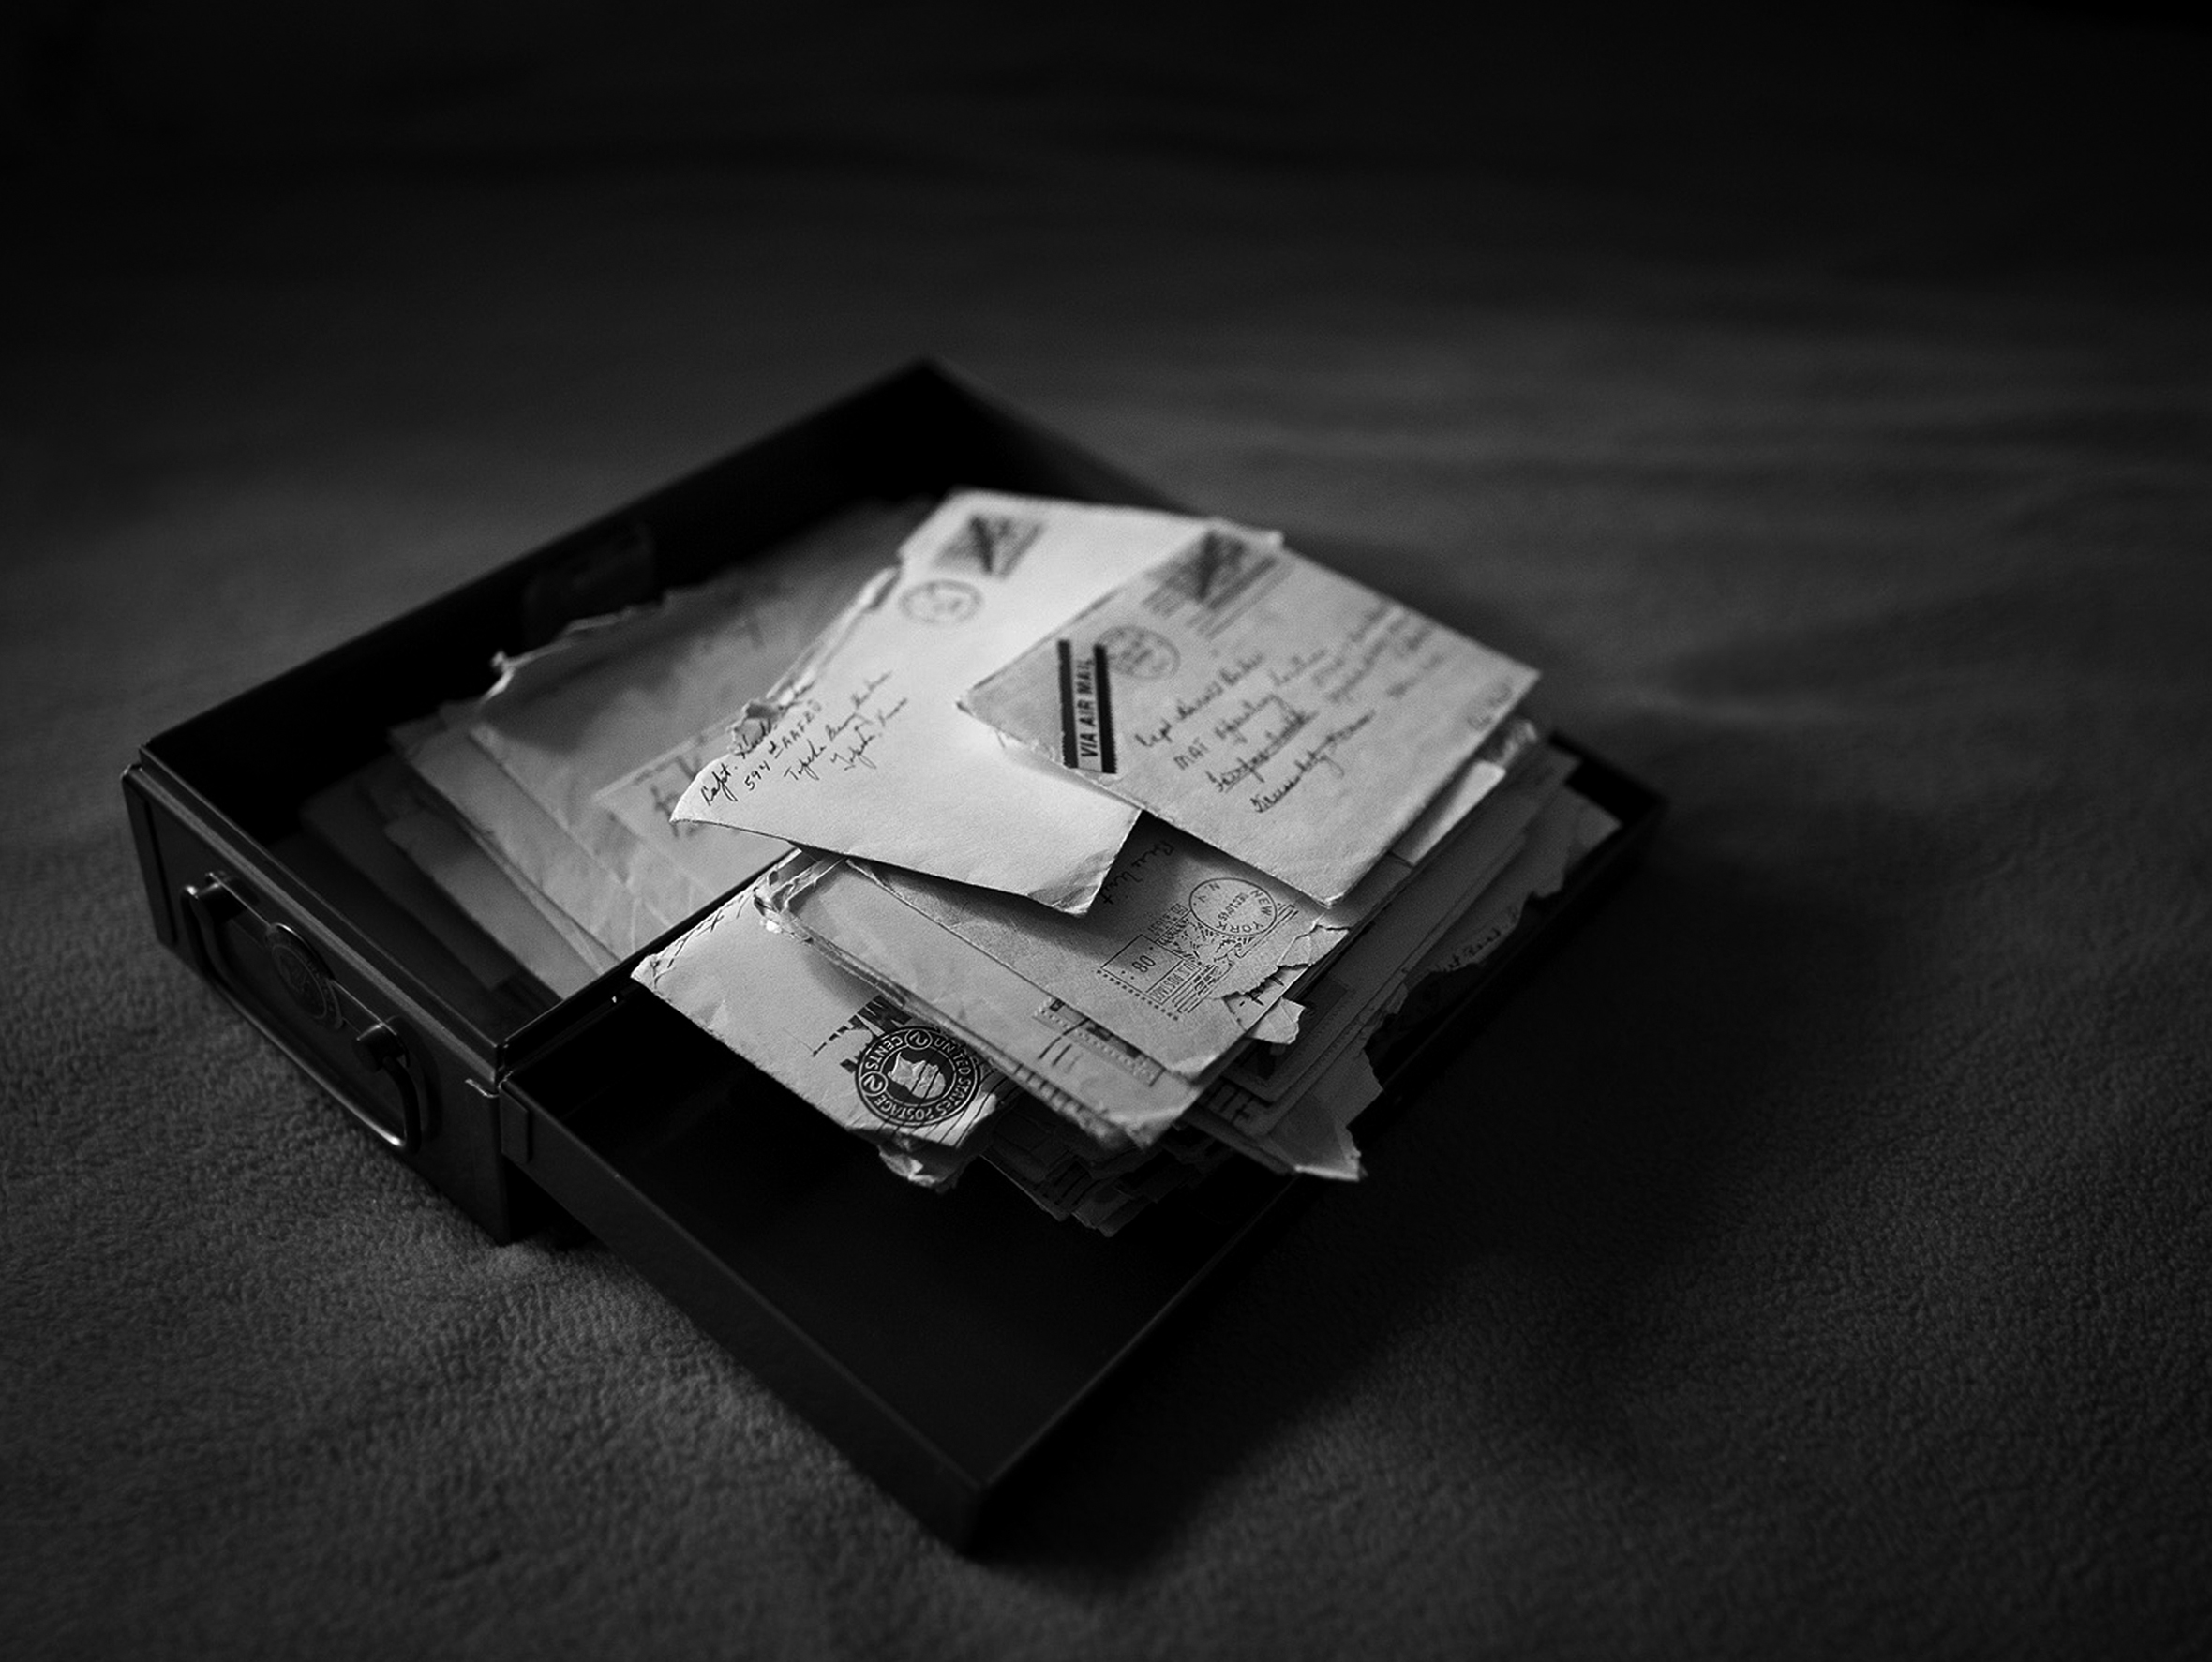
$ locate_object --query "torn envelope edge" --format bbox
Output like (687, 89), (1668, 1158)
(1187, 1040), (1378, 1182)
(411, 503), (919, 956)
(1194, 774), (1622, 1180)
(1411, 790), (1622, 981)
(1219, 741), (1580, 1113)
(1196, 838), (1532, 1158)
(667, 493), (1270, 914)
(477, 495), (927, 715)
(477, 560), (764, 714)
(764, 852), (1254, 1150)
(852, 713), (1548, 1083)
(767, 728), (1557, 1151)
(631, 877), (1009, 1163)
(411, 648), (793, 953)
(1206, 820), (1532, 1138)
(1210, 711), (1546, 1033)
(1248, 801), (1615, 1181)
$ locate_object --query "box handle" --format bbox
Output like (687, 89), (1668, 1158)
(181, 872), (422, 1155)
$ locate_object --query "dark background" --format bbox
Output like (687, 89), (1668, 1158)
(5, 5), (2210, 1657)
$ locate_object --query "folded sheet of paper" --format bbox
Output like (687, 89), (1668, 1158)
(808, 718), (1541, 1085)
(763, 853), (1210, 1148)
(1189, 745), (1593, 1179)
(632, 878), (1009, 1172)
(670, 492), (1263, 912)
(632, 757), (1619, 1216)
(1217, 741), (1579, 1112)
(397, 501), (920, 957)
(959, 526), (1539, 906)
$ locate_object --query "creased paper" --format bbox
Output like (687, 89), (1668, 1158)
(771, 858), (1210, 1148)
(838, 719), (1545, 1082)
(1412, 787), (1622, 981)
(633, 876), (1009, 1166)
(1218, 741), (1579, 1113)
(397, 499), (918, 957)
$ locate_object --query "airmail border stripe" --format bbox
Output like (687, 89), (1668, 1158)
(1091, 642), (1116, 774)
(1054, 638), (1117, 774)
(1057, 637), (1078, 767)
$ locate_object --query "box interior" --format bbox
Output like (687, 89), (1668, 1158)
(504, 981), (1300, 1494)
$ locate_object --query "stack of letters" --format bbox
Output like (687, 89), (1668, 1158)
(377, 493), (1620, 1233)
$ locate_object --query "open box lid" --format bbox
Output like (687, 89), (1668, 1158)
(123, 360), (1663, 1548)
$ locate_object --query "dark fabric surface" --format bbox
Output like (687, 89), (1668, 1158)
(6, 7), (2211, 1657)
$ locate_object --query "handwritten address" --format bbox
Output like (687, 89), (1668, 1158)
(694, 669), (913, 808)
(1113, 599), (1473, 816)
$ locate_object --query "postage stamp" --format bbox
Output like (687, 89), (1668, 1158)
(1096, 876), (1284, 1016)
(850, 1022), (987, 1128)
(934, 511), (1044, 579)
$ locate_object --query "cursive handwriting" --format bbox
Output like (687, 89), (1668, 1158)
(695, 756), (737, 808)
(1094, 834), (1179, 910)
(1204, 700), (1317, 794)
(1249, 709), (1377, 813)
(724, 671), (918, 788)
(832, 696), (909, 771)
(1127, 650), (1266, 749)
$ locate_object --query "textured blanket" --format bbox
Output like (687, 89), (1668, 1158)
(5, 7), (2208, 1655)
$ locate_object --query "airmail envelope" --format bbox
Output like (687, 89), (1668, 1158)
(959, 528), (1540, 906)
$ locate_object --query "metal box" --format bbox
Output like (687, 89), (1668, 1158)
(122, 362), (1663, 1547)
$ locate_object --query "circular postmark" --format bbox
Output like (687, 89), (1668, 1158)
(899, 578), (982, 626)
(1186, 877), (1280, 940)
(1097, 623), (1181, 681)
(852, 1026), (983, 1128)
